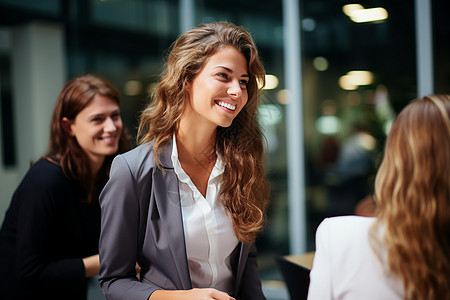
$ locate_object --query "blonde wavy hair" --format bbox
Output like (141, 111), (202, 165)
(137, 21), (269, 244)
(370, 94), (450, 299)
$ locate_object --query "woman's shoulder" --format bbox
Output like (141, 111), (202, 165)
(12, 158), (73, 206)
(116, 140), (172, 170)
(320, 215), (375, 229)
(116, 142), (156, 168)
(121, 142), (154, 158)
(314, 216), (377, 271)
(316, 216), (376, 248)
(23, 158), (68, 186)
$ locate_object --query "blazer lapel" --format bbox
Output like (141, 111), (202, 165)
(233, 242), (250, 296)
(152, 142), (192, 290)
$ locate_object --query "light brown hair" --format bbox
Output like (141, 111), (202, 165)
(138, 21), (269, 244)
(370, 94), (450, 299)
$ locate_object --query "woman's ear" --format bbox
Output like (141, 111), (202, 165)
(184, 81), (192, 101)
(61, 117), (73, 136)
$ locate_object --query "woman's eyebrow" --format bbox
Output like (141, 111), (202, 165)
(214, 65), (249, 78)
(88, 109), (120, 119)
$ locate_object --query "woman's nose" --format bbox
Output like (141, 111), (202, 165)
(104, 117), (118, 132)
(227, 80), (243, 98)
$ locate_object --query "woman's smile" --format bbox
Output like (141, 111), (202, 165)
(215, 100), (237, 112)
(182, 45), (249, 129)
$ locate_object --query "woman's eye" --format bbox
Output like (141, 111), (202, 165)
(111, 112), (120, 120)
(240, 80), (249, 86)
(217, 73), (228, 79)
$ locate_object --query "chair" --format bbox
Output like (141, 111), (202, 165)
(275, 255), (311, 300)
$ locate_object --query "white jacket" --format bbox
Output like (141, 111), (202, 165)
(308, 216), (404, 300)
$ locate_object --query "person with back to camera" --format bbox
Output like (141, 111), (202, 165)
(98, 21), (270, 300)
(0, 74), (130, 299)
(307, 94), (450, 300)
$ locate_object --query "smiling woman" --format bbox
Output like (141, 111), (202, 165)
(183, 45), (249, 130)
(98, 21), (270, 300)
(0, 74), (130, 300)
(62, 94), (123, 175)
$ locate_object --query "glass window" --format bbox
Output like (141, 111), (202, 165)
(0, 0), (60, 15)
(0, 53), (15, 167)
(433, 0), (450, 94)
(194, 0), (289, 283)
(90, 0), (178, 36)
(0, 1), (447, 298)
(86, 50), (164, 141)
(301, 1), (416, 249)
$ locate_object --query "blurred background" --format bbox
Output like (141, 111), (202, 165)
(0, 0), (449, 299)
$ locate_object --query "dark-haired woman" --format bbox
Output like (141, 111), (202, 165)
(0, 74), (130, 299)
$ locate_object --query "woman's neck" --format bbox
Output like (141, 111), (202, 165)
(88, 155), (105, 177)
(175, 125), (216, 167)
(175, 120), (217, 197)
(55, 152), (103, 179)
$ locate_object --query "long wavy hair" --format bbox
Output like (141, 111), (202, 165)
(369, 94), (450, 299)
(49, 74), (130, 203)
(138, 21), (269, 244)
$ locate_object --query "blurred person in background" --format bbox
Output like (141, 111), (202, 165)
(308, 94), (450, 300)
(98, 21), (270, 300)
(0, 74), (130, 299)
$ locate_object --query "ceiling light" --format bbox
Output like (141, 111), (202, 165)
(263, 74), (279, 90)
(347, 70), (374, 85)
(350, 7), (388, 23)
(313, 56), (329, 71)
(342, 4), (388, 23)
(342, 4), (364, 17)
(124, 80), (142, 96)
(338, 70), (374, 90)
(277, 89), (290, 105)
(339, 75), (358, 90)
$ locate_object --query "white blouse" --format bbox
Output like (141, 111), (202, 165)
(171, 136), (239, 294)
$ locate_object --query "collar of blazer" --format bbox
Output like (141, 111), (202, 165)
(154, 138), (175, 170)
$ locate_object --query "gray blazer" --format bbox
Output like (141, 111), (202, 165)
(98, 140), (266, 300)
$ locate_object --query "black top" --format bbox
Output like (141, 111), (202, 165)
(0, 158), (101, 300)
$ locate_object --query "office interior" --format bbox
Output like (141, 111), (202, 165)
(0, 0), (449, 299)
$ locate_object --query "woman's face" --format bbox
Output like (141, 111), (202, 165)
(66, 94), (122, 167)
(184, 45), (249, 128)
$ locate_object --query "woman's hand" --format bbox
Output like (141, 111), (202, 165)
(135, 262), (141, 280)
(150, 288), (235, 300)
(82, 254), (100, 278)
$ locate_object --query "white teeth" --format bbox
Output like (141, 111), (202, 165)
(217, 101), (236, 111)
